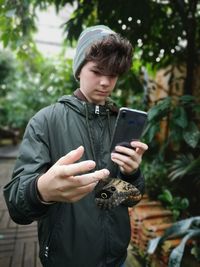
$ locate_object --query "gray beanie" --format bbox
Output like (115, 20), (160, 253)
(73, 25), (116, 80)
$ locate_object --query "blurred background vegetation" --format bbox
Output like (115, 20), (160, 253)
(0, 0), (200, 224)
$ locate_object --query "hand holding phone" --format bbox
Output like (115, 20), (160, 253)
(110, 107), (148, 152)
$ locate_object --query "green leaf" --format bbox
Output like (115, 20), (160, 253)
(145, 123), (160, 142)
(172, 107), (188, 129)
(180, 95), (195, 105)
(148, 97), (171, 121)
(183, 122), (200, 148)
(180, 198), (189, 210)
(158, 189), (173, 203)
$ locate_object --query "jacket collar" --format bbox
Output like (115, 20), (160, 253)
(73, 88), (88, 102)
(73, 88), (118, 114)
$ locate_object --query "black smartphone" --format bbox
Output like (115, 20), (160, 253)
(110, 107), (148, 152)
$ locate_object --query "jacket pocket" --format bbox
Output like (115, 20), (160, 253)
(39, 204), (61, 265)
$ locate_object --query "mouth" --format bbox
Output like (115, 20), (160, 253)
(96, 90), (109, 96)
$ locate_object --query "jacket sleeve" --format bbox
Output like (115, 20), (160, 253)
(3, 111), (53, 225)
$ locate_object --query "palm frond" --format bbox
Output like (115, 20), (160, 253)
(168, 154), (200, 181)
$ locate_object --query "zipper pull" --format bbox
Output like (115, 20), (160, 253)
(95, 105), (100, 115)
(44, 246), (49, 258)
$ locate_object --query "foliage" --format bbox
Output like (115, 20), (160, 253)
(1, 1), (200, 95)
(141, 94), (200, 217)
(168, 153), (200, 182)
(147, 216), (200, 267)
(0, 49), (76, 132)
(0, 50), (16, 93)
(158, 189), (189, 220)
(142, 158), (169, 199)
(166, 152), (200, 216)
(191, 243), (200, 263)
(144, 95), (200, 159)
(0, 48), (145, 133)
(1, 1), (199, 61)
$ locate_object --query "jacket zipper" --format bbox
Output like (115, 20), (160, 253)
(44, 246), (49, 258)
(95, 105), (100, 114)
(43, 206), (61, 260)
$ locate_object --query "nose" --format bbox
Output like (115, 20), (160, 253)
(99, 75), (111, 86)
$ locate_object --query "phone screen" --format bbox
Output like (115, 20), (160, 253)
(110, 108), (147, 152)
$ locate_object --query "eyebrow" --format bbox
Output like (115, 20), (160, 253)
(89, 64), (99, 70)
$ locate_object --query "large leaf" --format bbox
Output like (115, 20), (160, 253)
(147, 97), (171, 121)
(147, 236), (161, 255)
(171, 106), (188, 129)
(147, 217), (200, 255)
(143, 122), (160, 142)
(168, 154), (194, 181)
(169, 154), (200, 181)
(183, 122), (200, 148)
(169, 230), (200, 267)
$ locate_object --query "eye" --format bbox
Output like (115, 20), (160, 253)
(91, 70), (101, 75)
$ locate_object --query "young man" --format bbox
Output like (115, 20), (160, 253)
(4, 25), (148, 267)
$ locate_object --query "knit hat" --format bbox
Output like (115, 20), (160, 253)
(73, 25), (116, 80)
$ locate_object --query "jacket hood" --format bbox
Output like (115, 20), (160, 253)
(58, 94), (87, 116)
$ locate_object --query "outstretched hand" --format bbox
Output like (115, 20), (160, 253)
(37, 146), (110, 203)
(111, 141), (148, 175)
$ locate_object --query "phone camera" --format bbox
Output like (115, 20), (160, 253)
(122, 111), (126, 118)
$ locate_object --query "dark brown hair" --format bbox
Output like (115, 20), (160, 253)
(84, 34), (133, 76)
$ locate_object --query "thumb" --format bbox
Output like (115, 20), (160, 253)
(55, 146), (85, 166)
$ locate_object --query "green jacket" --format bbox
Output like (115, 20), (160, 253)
(4, 93), (144, 267)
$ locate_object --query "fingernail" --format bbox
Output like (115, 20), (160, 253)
(88, 161), (96, 169)
(103, 169), (110, 176)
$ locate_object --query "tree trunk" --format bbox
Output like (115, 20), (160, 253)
(184, 0), (198, 95)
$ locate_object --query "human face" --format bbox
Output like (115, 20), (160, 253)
(79, 61), (118, 105)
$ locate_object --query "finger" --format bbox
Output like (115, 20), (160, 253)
(111, 151), (140, 168)
(70, 169), (110, 187)
(114, 145), (136, 158)
(58, 160), (97, 177)
(130, 141), (148, 156)
(111, 150), (138, 165)
(112, 156), (139, 171)
(55, 146), (85, 166)
(53, 169), (109, 201)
